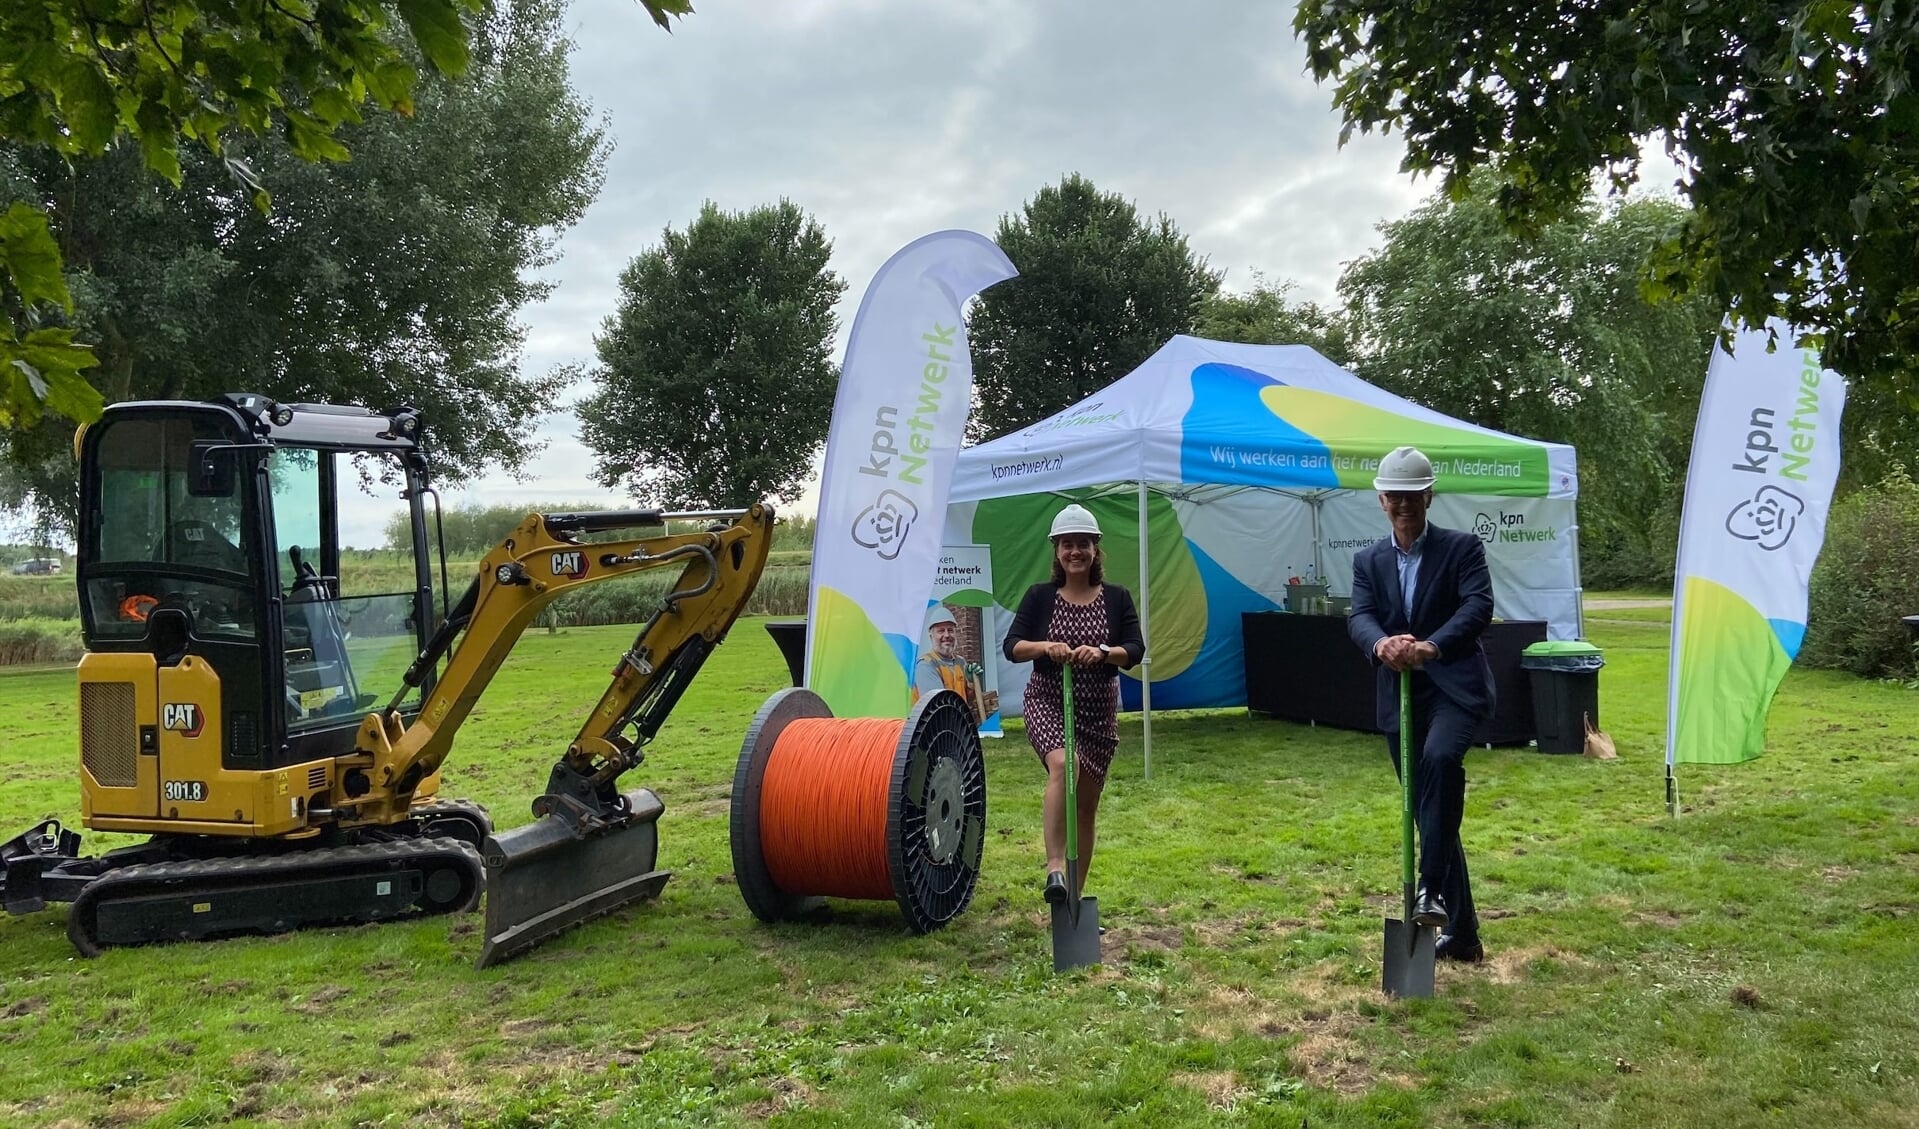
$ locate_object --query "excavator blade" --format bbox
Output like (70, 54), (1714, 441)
(475, 788), (671, 968)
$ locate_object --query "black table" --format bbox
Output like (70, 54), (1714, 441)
(1241, 613), (1546, 746)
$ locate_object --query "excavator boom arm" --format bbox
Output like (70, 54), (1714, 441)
(343, 504), (776, 825)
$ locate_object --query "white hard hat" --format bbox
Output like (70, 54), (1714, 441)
(926, 606), (957, 629)
(1049, 503), (1101, 539)
(1373, 446), (1436, 492)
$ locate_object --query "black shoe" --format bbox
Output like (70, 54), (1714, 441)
(1043, 871), (1067, 905)
(1413, 887), (1449, 929)
(1435, 934), (1485, 963)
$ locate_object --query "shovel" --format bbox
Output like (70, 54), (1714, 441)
(1051, 665), (1101, 972)
(1382, 667), (1437, 998)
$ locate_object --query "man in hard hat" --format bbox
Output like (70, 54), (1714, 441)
(915, 604), (982, 718)
(1348, 445), (1495, 964)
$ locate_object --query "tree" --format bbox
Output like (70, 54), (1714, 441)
(1338, 178), (1721, 585)
(0, 0), (689, 433)
(1196, 273), (1356, 366)
(1294, 1), (1919, 413)
(579, 200), (845, 510)
(0, 0), (612, 534)
(967, 175), (1221, 441)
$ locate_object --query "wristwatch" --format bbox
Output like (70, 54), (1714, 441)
(1098, 644), (1113, 660)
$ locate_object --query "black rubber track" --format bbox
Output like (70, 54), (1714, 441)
(66, 837), (483, 955)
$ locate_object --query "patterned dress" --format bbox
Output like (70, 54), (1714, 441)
(1024, 588), (1121, 783)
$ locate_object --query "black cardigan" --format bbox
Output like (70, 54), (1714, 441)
(1002, 581), (1146, 680)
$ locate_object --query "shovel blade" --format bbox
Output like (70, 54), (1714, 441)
(476, 788), (671, 969)
(1051, 896), (1101, 972)
(1382, 917), (1437, 998)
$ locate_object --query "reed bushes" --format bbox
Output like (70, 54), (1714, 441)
(0, 577), (83, 622)
(0, 618), (84, 665)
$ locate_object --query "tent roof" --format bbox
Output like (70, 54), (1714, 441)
(952, 335), (1578, 501)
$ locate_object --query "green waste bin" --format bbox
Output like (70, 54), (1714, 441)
(1520, 641), (1604, 754)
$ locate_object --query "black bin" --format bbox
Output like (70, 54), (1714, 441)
(1519, 641), (1604, 754)
(763, 620), (807, 687)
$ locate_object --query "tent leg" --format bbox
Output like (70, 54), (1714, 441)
(1570, 506), (1587, 641)
(1137, 479), (1152, 782)
(1311, 494), (1325, 585)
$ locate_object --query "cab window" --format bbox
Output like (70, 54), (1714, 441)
(273, 449), (426, 730)
(84, 416), (257, 642)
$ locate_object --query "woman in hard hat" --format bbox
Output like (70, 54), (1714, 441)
(1003, 503), (1146, 905)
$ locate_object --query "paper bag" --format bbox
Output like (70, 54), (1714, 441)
(1582, 712), (1618, 759)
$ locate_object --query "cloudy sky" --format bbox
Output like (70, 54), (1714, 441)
(361, 0), (1441, 544)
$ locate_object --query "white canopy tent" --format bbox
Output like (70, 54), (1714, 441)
(941, 336), (1583, 774)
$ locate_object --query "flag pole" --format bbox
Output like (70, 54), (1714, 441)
(1664, 333), (1717, 820)
(1666, 565), (1686, 819)
(1136, 478), (1153, 781)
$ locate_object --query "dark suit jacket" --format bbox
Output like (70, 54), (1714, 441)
(1003, 581), (1146, 682)
(1347, 523), (1496, 731)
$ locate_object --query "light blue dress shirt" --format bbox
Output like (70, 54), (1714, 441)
(1392, 522), (1430, 620)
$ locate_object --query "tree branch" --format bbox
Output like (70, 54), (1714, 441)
(141, 0), (189, 84)
(75, 0), (133, 81)
(265, 0), (319, 31)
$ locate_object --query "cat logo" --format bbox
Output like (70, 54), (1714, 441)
(550, 550), (588, 579)
(162, 703), (205, 738)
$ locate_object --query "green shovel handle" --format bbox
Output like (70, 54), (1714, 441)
(1063, 664), (1077, 865)
(1400, 668), (1414, 888)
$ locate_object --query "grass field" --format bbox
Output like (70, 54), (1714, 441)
(1, 618), (1916, 1127)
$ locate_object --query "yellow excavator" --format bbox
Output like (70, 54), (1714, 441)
(0, 394), (773, 967)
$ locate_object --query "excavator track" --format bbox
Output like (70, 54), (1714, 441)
(66, 838), (484, 956)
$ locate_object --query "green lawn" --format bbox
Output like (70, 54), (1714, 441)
(0, 618), (1915, 1127)
(1582, 588), (1675, 602)
(1583, 605), (1675, 626)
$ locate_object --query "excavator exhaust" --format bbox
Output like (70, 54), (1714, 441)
(476, 788), (671, 969)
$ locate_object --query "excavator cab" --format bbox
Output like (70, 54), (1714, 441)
(75, 395), (440, 832)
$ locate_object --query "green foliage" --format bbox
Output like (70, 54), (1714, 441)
(967, 174), (1221, 442)
(771, 512), (815, 553)
(0, 203), (101, 431)
(1294, 0), (1919, 414)
(0, 0), (481, 176)
(537, 564), (807, 626)
(0, 0), (689, 434)
(1582, 498), (1685, 592)
(386, 501), (814, 558)
(0, 616), (80, 664)
(1196, 272), (1355, 366)
(0, 572), (79, 621)
(580, 200), (846, 510)
(0, 0), (614, 533)
(382, 501), (609, 557)
(0, 0), (482, 432)
(1338, 179), (1720, 587)
(1802, 468), (1919, 678)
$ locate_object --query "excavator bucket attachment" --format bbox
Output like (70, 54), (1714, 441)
(475, 788), (670, 968)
